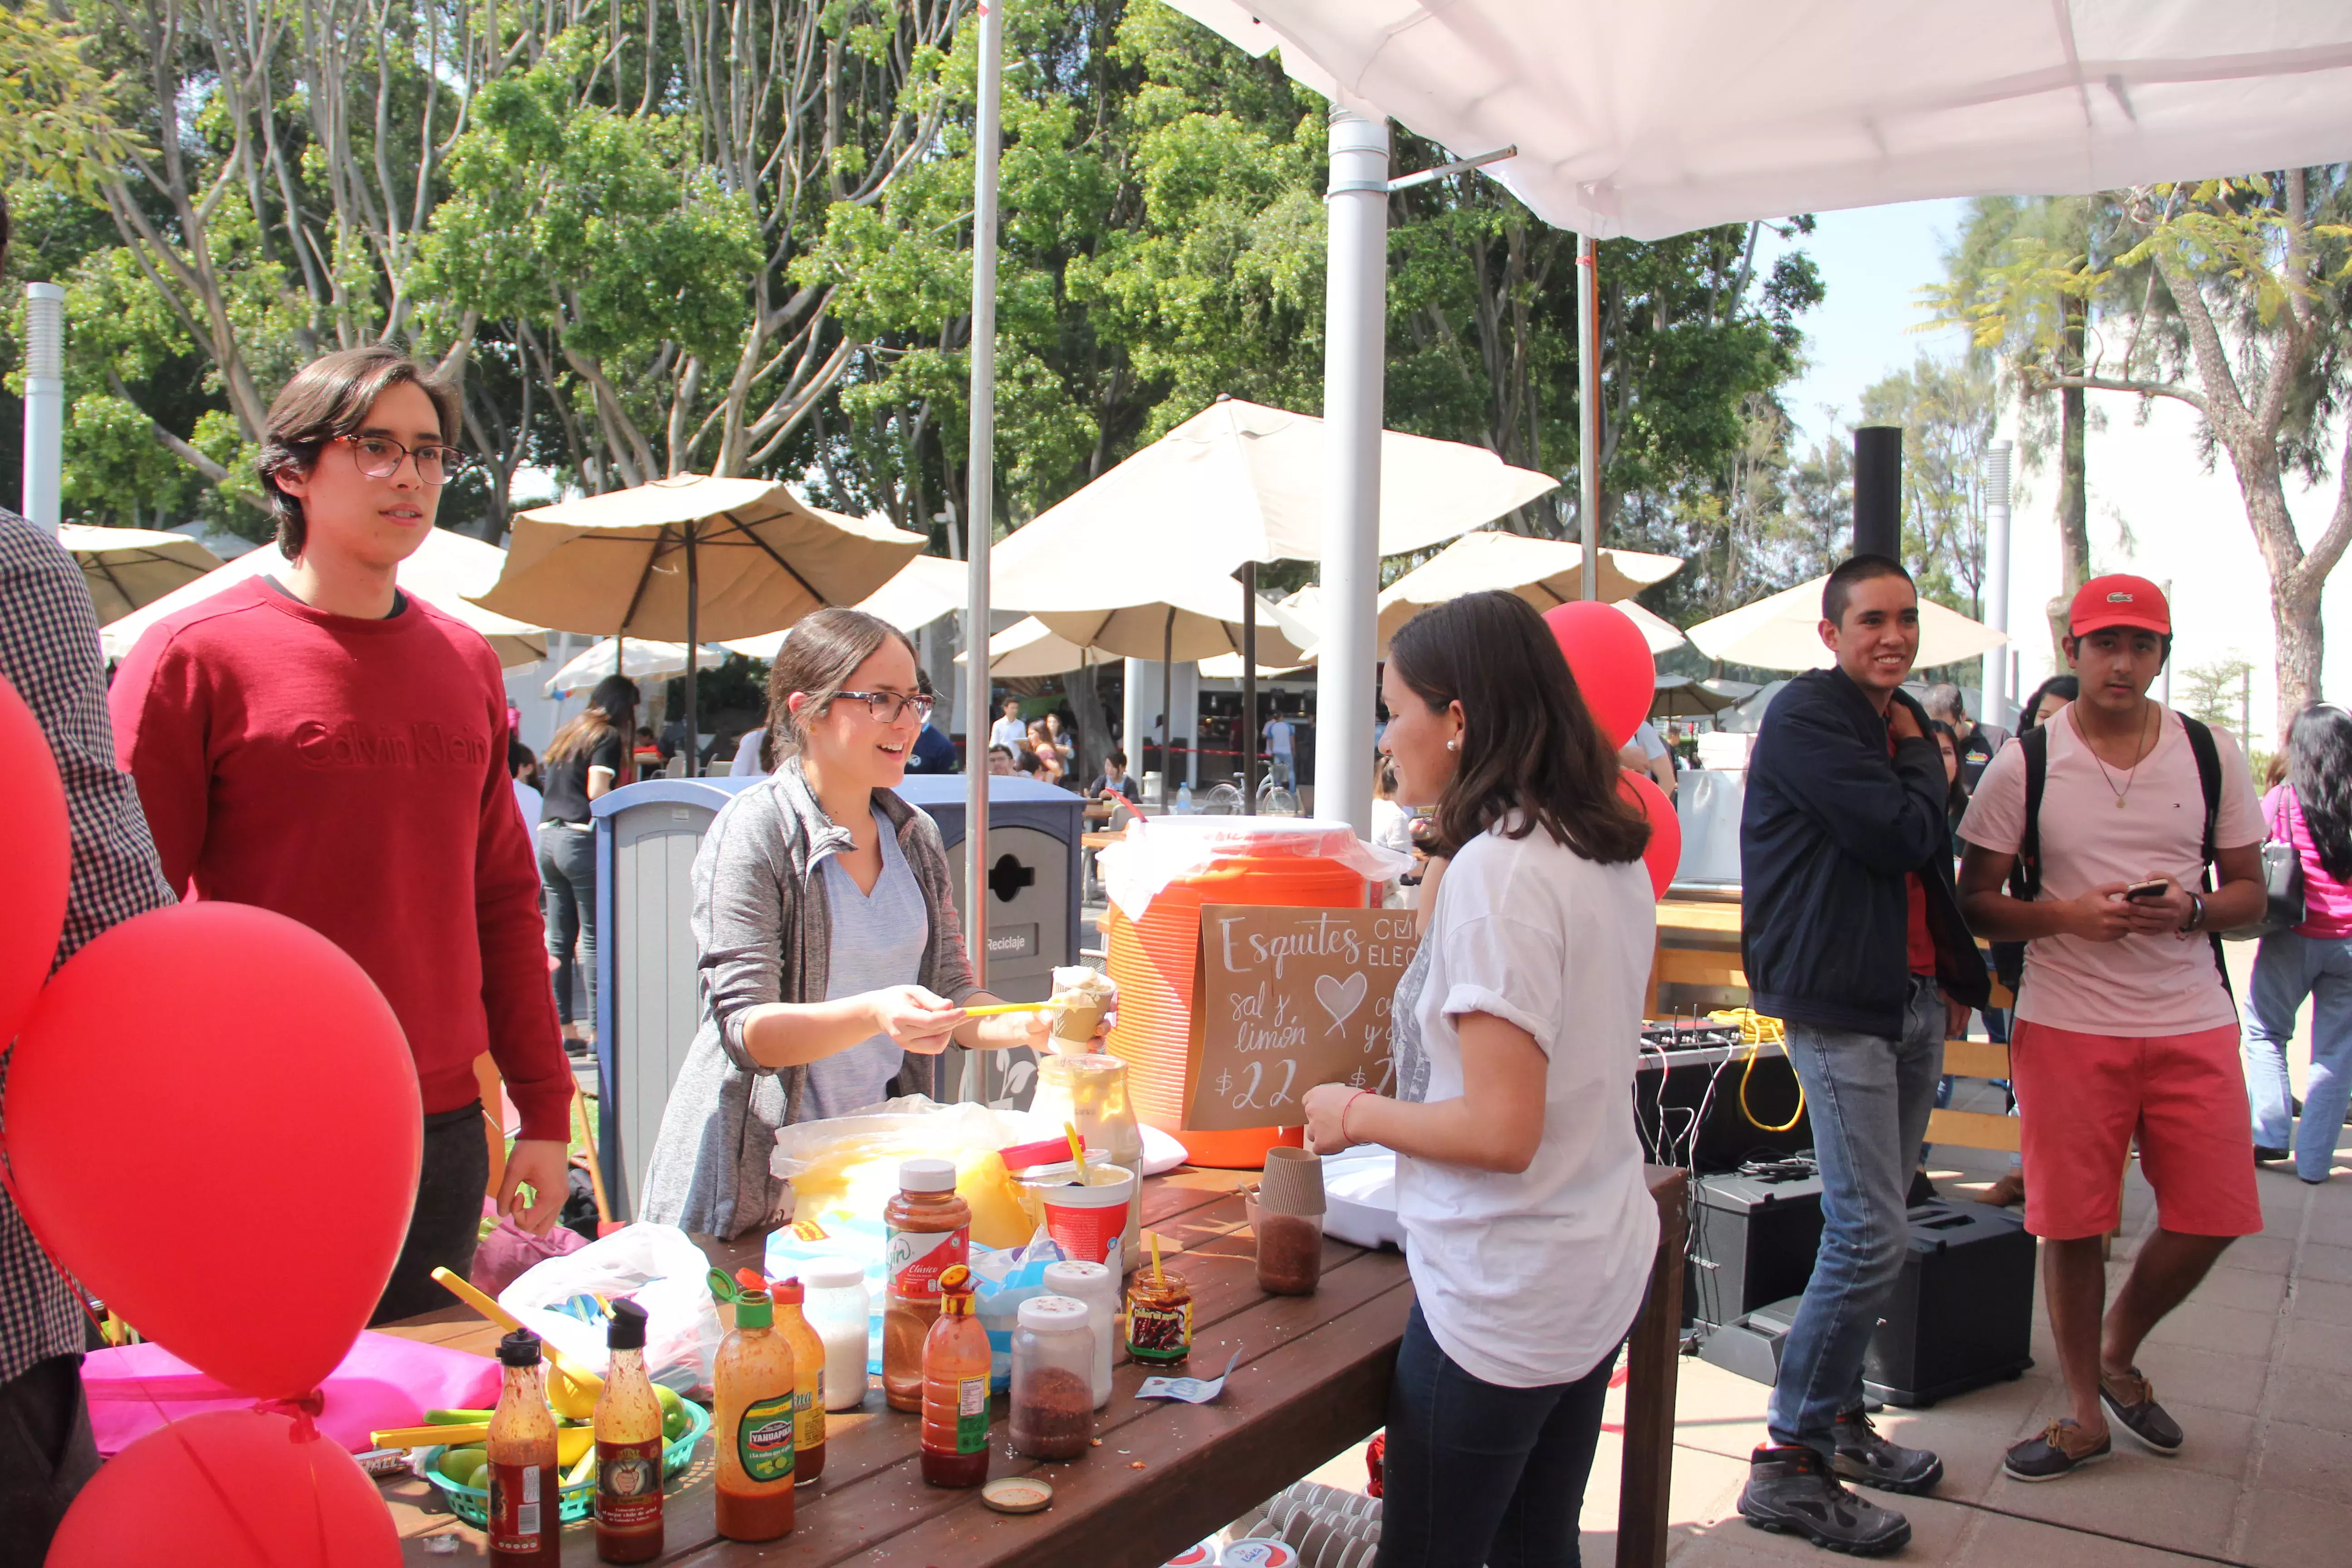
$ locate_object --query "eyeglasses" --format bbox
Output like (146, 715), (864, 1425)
(837, 690), (935, 724)
(336, 435), (474, 485)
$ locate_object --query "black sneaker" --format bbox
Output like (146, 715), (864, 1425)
(2099, 1367), (2184, 1455)
(2256, 1146), (2290, 1163)
(2003, 1419), (2111, 1481)
(1832, 1406), (1945, 1494)
(1739, 1444), (1912, 1555)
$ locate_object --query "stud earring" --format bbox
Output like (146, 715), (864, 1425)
(1445, 738), (1460, 752)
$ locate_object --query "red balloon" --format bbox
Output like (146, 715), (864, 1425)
(1618, 770), (1682, 901)
(6, 903), (420, 1401)
(1542, 601), (1656, 750)
(47, 1408), (398, 1568)
(0, 675), (69, 1047)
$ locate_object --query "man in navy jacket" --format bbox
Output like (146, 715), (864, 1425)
(1734, 556), (1989, 1557)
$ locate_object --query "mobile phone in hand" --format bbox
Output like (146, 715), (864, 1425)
(2123, 878), (2169, 901)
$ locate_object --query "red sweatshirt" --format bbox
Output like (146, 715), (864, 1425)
(110, 577), (573, 1142)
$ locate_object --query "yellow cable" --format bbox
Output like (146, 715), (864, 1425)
(1710, 1009), (1805, 1132)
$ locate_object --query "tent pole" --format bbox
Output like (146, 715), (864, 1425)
(962, 0), (1003, 998)
(1578, 233), (1599, 600)
(683, 525), (699, 776)
(1242, 564), (1258, 813)
(1161, 609), (1174, 797)
(1314, 106), (1389, 838)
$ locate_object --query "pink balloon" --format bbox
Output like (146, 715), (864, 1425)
(47, 1408), (398, 1568)
(0, 675), (69, 1046)
(1618, 771), (1682, 901)
(6, 903), (420, 1401)
(1542, 601), (1656, 750)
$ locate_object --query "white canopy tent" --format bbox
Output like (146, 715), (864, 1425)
(718, 553), (967, 659)
(543, 638), (726, 697)
(950, 3), (2352, 969)
(1687, 576), (2008, 672)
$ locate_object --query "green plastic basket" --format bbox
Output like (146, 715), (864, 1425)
(422, 1397), (710, 1528)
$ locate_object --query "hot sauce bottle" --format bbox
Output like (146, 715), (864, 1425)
(593, 1300), (664, 1563)
(771, 1278), (828, 1484)
(713, 1288), (796, 1542)
(486, 1330), (562, 1567)
(919, 1264), (992, 1488)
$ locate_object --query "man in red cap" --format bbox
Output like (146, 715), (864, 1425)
(1956, 574), (2266, 1482)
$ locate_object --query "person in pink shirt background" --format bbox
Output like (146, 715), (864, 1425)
(2242, 702), (2352, 1181)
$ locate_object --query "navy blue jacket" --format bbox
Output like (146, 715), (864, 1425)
(1740, 666), (1989, 1036)
(905, 722), (959, 773)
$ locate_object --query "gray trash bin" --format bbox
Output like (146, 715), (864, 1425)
(590, 773), (1084, 1216)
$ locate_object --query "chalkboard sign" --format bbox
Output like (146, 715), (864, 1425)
(1185, 905), (1418, 1132)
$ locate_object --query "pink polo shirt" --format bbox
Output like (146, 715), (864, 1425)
(2264, 784), (2352, 939)
(1960, 706), (2262, 1035)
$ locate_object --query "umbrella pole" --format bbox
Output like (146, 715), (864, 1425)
(1578, 233), (1600, 600)
(1241, 564), (1258, 814)
(1161, 608), (1174, 799)
(683, 525), (700, 777)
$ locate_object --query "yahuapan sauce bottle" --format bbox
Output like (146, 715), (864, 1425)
(485, 1330), (562, 1567)
(771, 1278), (828, 1484)
(713, 1288), (796, 1542)
(593, 1300), (664, 1563)
(919, 1264), (992, 1488)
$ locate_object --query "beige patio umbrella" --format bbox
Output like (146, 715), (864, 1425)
(1686, 576), (2007, 671)
(1372, 532), (1682, 651)
(475, 474), (923, 762)
(719, 552), (966, 659)
(101, 526), (547, 669)
(61, 525), (224, 623)
(953, 616), (1114, 679)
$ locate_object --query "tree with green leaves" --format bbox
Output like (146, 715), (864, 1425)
(1935, 171), (2352, 733)
(1860, 354), (1996, 616)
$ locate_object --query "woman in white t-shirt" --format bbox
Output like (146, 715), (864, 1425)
(1303, 591), (1660, 1568)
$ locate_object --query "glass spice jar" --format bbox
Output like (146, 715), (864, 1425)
(1124, 1269), (1192, 1366)
(1254, 1210), (1323, 1296)
(1009, 1296), (1095, 1460)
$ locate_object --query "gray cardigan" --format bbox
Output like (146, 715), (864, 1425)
(637, 758), (980, 1238)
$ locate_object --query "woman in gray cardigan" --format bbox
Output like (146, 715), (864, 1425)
(640, 608), (1111, 1238)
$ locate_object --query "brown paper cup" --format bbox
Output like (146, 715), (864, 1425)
(1048, 1000), (1106, 1044)
(1258, 1146), (1326, 1216)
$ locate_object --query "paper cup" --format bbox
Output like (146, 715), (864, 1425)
(1037, 1166), (1136, 1268)
(1048, 1000), (1107, 1044)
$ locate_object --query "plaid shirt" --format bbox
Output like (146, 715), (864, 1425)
(0, 511), (176, 1387)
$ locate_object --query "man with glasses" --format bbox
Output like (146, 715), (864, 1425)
(112, 346), (576, 1323)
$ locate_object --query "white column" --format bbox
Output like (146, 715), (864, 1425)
(22, 283), (65, 534)
(1313, 108), (1388, 837)
(1983, 439), (2013, 725)
(1122, 657), (1150, 760)
(961, 0), (1003, 986)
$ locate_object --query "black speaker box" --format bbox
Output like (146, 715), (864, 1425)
(1863, 1199), (2037, 1406)
(1686, 1166), (1824, 1330)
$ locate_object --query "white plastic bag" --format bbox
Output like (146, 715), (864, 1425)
(499, 1223), (723, 1394)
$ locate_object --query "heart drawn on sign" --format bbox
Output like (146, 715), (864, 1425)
(1315, 972), (1368, 1035)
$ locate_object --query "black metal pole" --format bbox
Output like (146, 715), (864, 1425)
(683, 524), (700, 777)
(1853, 425), (1903, 561)
(1242, 563), (1259, 814)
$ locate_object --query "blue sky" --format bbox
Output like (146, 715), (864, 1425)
(1753, 198), (1978, 452)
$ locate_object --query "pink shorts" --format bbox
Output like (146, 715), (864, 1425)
(2009, 1020), (2263, 1241)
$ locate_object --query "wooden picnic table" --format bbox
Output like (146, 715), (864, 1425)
(380, 1165), (1686, 1568)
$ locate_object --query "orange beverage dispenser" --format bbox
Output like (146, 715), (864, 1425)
(1098, 818), (1402, 1167)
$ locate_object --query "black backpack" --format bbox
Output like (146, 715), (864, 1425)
(1991, 715), (2225, 994)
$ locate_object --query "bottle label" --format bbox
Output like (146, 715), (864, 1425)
(1127, 1299), (1192, 1361)
(955, 1374), (990, 1454)
(596, 1436), (665, 1531)
(887, 1224), (969, 1300)
(793, 1378), (825, 1452)
(736, 1394), (797, 1485)
(487, 1460), (551, 1553)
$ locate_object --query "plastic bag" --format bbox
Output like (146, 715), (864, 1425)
(500, 1223), (720, 1394)
(471, 1205), (587, 1297)
(769, 1096), (1037, 1248)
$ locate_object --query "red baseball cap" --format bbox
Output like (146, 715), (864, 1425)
(2069, 574), (2171, 637)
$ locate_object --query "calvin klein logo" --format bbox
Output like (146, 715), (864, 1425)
(294, 719), (490, 769)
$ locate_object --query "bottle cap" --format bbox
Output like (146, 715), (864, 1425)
(1017, 1294), (1090, 1332)
(497, 1329), (542, 1367)
(607, 1298), (649, 1351)
(899, 1157), (958, 1193)
(1042, 1259), (1111, 1294)
(802, 1259), (865, 1291)
(770, 1277), (805, 1306)
(734, 1289), (774, 1330)
(937, 1263), (975, 1315)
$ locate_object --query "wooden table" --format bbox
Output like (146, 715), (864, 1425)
(381, 1166), (1687, 1568)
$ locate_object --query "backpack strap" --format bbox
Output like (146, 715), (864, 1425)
(2014, 725), (2049, 902)
(2178, 713), (2231, 990)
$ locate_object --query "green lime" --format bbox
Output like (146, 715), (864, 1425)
(439, 1448), (487, 1489)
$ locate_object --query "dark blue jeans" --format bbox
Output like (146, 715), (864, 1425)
(1375, 1303), (1618, 1568)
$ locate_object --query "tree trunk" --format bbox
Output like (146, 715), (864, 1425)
(2045, 291), (2092, 656)
(1063, 664), (1115, 785)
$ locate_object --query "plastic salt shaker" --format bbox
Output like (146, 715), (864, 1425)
(1009, 1296), (1096, 1460)
(800, 1259), (872, 1412)
(1041, 1259), (1117, 1410)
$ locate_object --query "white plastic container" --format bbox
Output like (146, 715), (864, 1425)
(1041, 1259), (1117, 1410)
(800, 1258), (872, 1411)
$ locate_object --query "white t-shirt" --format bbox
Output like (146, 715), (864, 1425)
(1264, 718), (1295, 757)
(1634, 721), (1669, 761)
(1388, 820), (1660, 1387)
(1959, 705), (2262, 1034)
(512, 779), (543, 828)
(990, 715), (1029, 751)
